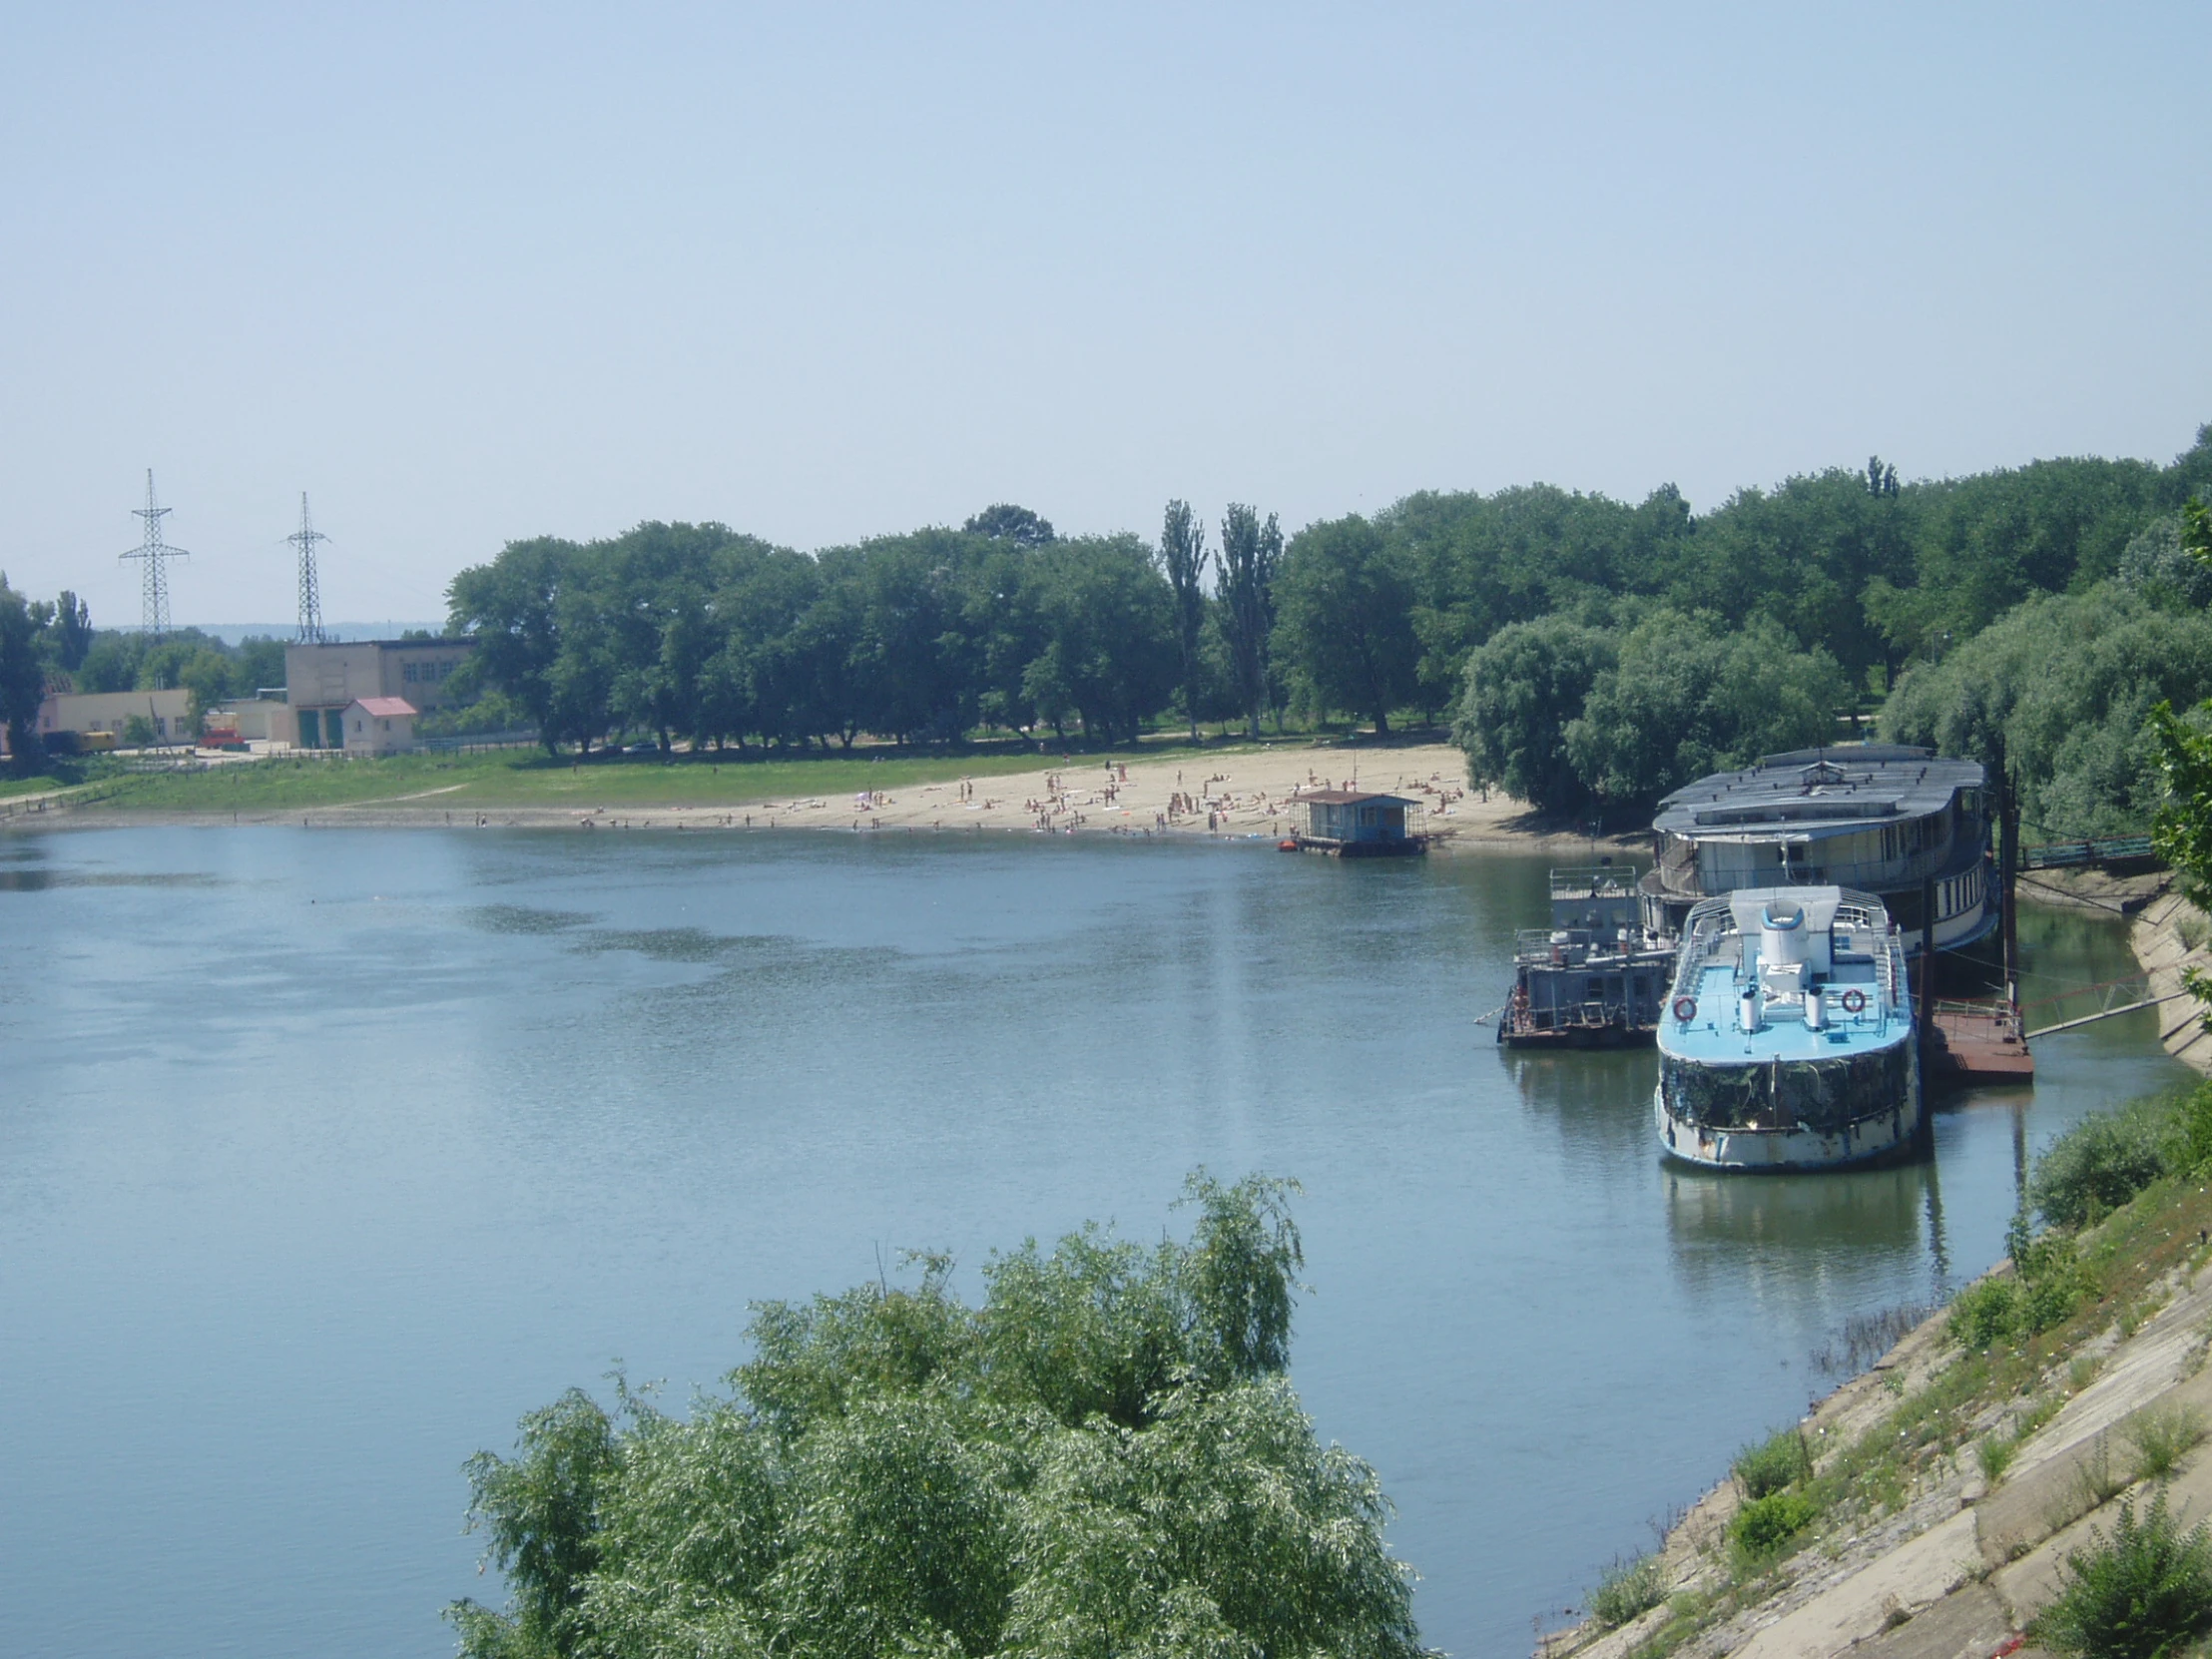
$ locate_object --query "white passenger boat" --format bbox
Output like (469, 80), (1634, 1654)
(1655, 886), (1920, 1171)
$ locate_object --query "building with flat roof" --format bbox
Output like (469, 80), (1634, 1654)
(286, 639), (471, 750)
(35, 688), (194, 748)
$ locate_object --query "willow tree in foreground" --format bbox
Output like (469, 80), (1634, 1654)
(449, 1174), (1428, 1659)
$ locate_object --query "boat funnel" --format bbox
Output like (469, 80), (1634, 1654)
(1761, 897), (1809, 970)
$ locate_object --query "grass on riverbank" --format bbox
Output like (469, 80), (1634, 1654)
(29, 734), (1304, 814)
(1601, 1082), (2212, 1659)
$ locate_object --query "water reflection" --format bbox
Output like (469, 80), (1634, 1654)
(1502, 1044), (1658, 1161)
(0, 868), (220, 891)
(0, 828), (2193, 1659)
(1664, 1161), (1930, 1262)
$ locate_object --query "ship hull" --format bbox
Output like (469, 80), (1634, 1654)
(1654, 1088), (1922, 1172)
(1500, 1021), (1654, 1050)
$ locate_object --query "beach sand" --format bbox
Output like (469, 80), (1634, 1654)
(24, 740), (1640, 852)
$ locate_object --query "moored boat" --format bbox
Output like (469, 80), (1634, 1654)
(1498, 865), (1674, 1047)
(1655, 886), (1920, 1171)
(1640, 747), (1995, 956)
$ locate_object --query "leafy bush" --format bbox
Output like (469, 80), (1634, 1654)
(1977, 1432), (2018, 1484)
(2032, 1492), (2212, 1659)
(448, 1174), (1430, 1659)
(2126, 1406), (2208, 1483)
(2171, 1083), (2212, 1177)
(1732, 1428), (1812, 1500)
(1588, 1553), (1667, 1628)
(2020, 1258), (2092, 1338)
(1949, 1222), (2093, 1351)
(1949, 1279), (2023, 1351)
(2033, 1105), (2171, 1229)
(1731, 1490), (1820, 1562)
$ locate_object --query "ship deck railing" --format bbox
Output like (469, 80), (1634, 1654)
(1514, 927), (1673, 966)
(1664, 891), (1906, 1012)
(2021, 834), (2157, 870)
(1549, 865), (1641, 900)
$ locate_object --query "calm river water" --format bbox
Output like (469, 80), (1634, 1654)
(0, 828), (2188, 1658)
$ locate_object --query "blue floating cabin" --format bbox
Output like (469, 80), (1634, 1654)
(1287, 789), (1428, 857)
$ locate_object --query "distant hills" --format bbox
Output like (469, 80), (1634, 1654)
(176, 622), (444, 645)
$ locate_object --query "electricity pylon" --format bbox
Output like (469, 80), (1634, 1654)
(289, 493), (328, 644)
(121, 469), (189, 638)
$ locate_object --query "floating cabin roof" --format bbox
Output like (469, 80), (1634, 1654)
(1296, 789), (1418, 807)
(1650, 747), (1984, 840)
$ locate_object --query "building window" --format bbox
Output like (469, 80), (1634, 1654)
(403, 664), (418, 683)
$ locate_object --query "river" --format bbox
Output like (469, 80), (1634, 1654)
(0, 828), (2187, 1657)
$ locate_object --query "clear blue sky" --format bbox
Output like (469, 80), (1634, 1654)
(4, 3), (2206, 627)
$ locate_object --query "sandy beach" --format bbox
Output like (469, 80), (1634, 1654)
(25, 740), (1639, 853)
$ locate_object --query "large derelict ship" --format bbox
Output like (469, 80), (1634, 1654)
(1656, 886), (1920, 1171)
(1498, 865), (1674, 1047)
(1640, 747), (1996, 955)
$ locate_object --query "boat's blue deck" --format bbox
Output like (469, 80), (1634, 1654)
(1660, 961), (1909, 1061)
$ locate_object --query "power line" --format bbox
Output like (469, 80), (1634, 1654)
(121, 469), (189, 639)
(289, 492), (329, 644)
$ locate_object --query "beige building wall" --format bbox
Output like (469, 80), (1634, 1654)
(285, 640), (473, 749)
(283, 640), (473, 712)
(38, 689), (194, 744)
(210, 699), (297, 744)
(339, 702), (416, 755)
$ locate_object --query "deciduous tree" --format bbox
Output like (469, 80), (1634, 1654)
(1274, 515), (1419, 735)
(448, 1175), (1428, 1659)
(1158, 500), (1209, 740)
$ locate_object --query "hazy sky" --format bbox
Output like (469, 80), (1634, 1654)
(5, 3), (2206, 627)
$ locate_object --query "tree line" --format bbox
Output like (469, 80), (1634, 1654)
(440, 425), (2212, 782)
(9, 423), (2210, 813)
(1447, 429), (2212, 823)
(445, 503), (1306, 754)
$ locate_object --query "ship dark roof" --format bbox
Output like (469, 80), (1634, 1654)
(1651, 746), (1984, 838)
(1297, 789), (1416, 806)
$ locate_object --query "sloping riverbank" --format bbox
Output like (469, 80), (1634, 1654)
(1544, 1178), (2212, 1659)
(1539, 884), (2212, 1659)
(2134, 886), (2212, 1077)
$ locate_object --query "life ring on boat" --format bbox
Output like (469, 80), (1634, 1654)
(1840, 988), (1868, 1014)
(1672, 995), (1698, 1022)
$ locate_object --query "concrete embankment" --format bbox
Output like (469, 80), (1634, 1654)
(2132, 885), (2212, 1076)
(1546, 1223), (2212, 1659)
(1540, 877), (2212, 1659)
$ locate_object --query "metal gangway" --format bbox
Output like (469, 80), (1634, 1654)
(2019, 973), (2195, 1039)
